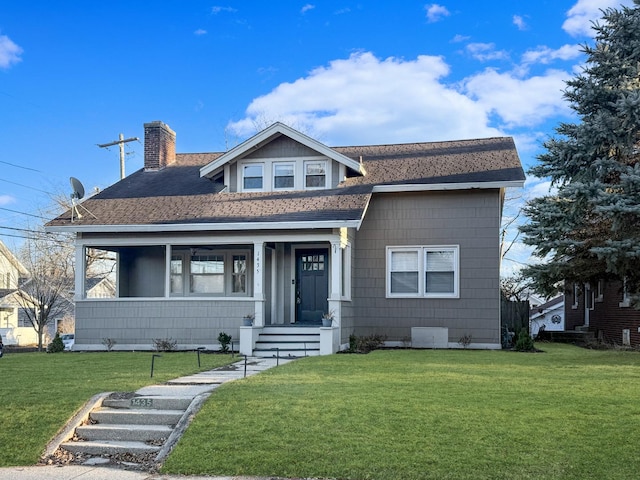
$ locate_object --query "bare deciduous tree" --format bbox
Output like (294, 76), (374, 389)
(15, 231), (74, 351)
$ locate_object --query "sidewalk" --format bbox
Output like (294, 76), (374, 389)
(0, 356), (293, 480)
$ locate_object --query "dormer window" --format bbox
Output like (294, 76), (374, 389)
(305, 160), (327, 189)
(243, 164), (264, 190)
(274, 162), (295, 190)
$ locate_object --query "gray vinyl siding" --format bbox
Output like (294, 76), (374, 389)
(351, 190), (501, 344)
(75, 300), (252, 349)
(245, 136), (319, 158)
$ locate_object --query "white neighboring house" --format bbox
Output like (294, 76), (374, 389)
(0, 240), (39, 346)
(529, 295), (565, 337)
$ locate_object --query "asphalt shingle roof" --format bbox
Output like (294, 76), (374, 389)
(47, 136), (523, 229)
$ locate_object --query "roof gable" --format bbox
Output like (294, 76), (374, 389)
(199, 122), (364, 178)
(0, 240), (29, 278)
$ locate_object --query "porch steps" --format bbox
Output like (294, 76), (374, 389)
(253, 326), (321, 358)
(59, 394), (192, 464)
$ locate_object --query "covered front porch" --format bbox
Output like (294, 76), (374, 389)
(74, 230), (351, 354)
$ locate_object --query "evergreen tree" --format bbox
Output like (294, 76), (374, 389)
(521, 1), (640, 302)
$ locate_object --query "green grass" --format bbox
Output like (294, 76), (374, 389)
(0, 351), (235, 467)
(163, 344), (640, 480)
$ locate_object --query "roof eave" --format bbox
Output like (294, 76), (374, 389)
(45, 218), (364, 234)
(372, 180), (525, 193)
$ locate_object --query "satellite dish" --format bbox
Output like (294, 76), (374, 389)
(70, 177), (85, 200)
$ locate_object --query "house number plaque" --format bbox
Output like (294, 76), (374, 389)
(130, 398), (153, 408)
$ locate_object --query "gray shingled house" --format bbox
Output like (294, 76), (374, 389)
(46, 121), (525, 355)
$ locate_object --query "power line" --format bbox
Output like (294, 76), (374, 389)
(0, 225), (42, 234)
(0, 178), (53, 194)
(0, 160), (42, 172)
(0, 206), (48, 220)
(0, 231), (40, 241)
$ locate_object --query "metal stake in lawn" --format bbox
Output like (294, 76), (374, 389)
(196, 346), (205, 368)
(150, 354), (162, 378)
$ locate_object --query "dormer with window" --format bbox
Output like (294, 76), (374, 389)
(200, 123), (364, 192)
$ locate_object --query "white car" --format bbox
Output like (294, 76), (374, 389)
(61, 333), (75, 351)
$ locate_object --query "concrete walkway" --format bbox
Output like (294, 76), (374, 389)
(0, 356), (294, 480)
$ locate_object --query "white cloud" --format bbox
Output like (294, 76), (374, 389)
(465, 43), (509, 62)
(228, 52), (502, 145)
(521, 44), (583, 65)
(0, 195), (15, 206)
(425, 4), (450, 23)
(562, 0), (634, 37)
(211, 6), (237, 14)
(194, 29), (207, 36)
(462, 67), (571, 127)
(228, 51), (577, 145)
(524, 175), (555, 200)
(0, 34), (23, 69)
(301, 4), (315, 14)
(513, 15), (527, 30)
(451, 34), (470, 43)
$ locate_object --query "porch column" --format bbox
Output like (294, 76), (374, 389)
(329, 240), (342, 327)
(75, 244), (85, 300)
(253, 241), (265, 327)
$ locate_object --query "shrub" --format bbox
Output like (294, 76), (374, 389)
(347, 333), (387, 353)
(218, 332), (232, 353)
(514, 328), (535, 352)
(153, 338), (178, 352)
(47, 333), (65, 353)
(101, 338), (117, 351)
(458, 334), (472, 349)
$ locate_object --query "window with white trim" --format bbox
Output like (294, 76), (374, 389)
(242, 163), (264, 190)
(171, 248), (250, 297)
(620, 277), (630, 308)
(387, 246), (459, 298)
(231, 254), (247, 293)
(190, 254), (224, 294)
(425, 248), (456, 296)
(304, 160), (327, 188)
(585, 283), (594, 310)
(571, 283), (579, 309)
(170, 256), (184, 294)
(595, 279), (604, 302)
(273, 162), (295, 190)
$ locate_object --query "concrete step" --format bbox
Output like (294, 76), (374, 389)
(261, 326), (319, 334)
(61, 440), (160, 456)
(257, 334), (320, 342)
(102, 395), (193, 411)
(253, 347), (320, 358)
(76, 424), (173, 442)
(90, 408), (184, 426)
(255, 340), (320, 350)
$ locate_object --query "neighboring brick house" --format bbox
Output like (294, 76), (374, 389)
(565, 280), (640, 347)
(46, 121), (525, 355)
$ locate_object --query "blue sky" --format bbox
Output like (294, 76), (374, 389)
(0, 0), (633, 273)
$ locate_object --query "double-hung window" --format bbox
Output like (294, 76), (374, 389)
(389, 249), (420, 295)
(273, 162), (295, 189)
(190, 255), (224, 294)
(304, 160), (326, 188)
(387, 246), (459, 298)
(243, 164), (264, 190)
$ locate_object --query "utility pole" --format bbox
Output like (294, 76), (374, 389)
(97, 133), (139, 180)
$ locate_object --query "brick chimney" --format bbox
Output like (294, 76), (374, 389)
(144, 121), (176, 171)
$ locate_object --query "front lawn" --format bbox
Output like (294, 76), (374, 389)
(0, 351), (235, 466)
(163, 344), (640, 480)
